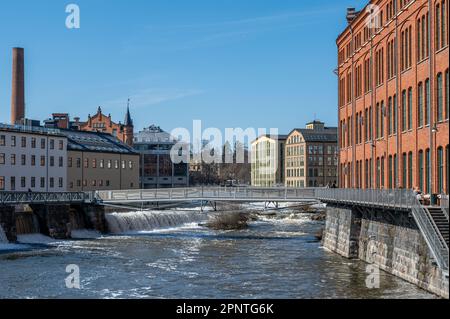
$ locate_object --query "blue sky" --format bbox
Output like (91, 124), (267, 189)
(0, 0), (362, 134)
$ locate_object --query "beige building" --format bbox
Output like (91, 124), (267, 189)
(62, 130), (139, 191)
(285, 121), (338, 188)
(0, 124), (67, 192)
(251, 135), (287, 187)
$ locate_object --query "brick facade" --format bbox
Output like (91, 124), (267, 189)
(337, 0), (449, 194)
(79, 107), (134, 147)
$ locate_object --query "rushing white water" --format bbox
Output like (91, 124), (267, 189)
(105, 210), (207, 234)
(0, 225), (8, 243)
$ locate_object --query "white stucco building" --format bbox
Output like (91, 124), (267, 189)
(0, 124), (68, 192)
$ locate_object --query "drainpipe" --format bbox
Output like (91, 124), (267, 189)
(350, 25), (357, 189)
(370, 30), (375, 189)
(395, 7), (400, 189)
(428, 0), (434, 196)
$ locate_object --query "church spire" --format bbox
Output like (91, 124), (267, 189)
(124, 98), (133, 127)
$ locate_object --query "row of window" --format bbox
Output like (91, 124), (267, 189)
(338, 0), (447, 65)
(0, 176), (64, 190)
(341, 145), (449, 193)
(69, 179), (113, 189)
(286, 180), (306, 188)
(286, 168), (337, 179)
(0, 135), (64, 150)
(0, 153), (64, 167)
(68, 157), (134, 170)
(341, 70), (450, 148)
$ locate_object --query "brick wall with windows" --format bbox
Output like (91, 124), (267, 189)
(337, 0), (449, 194)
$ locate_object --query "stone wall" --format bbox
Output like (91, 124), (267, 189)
(323, 206), (360, 258)
(0, 206), (16, 242)
(1, 204), (107, 242)
(323, 205), (449, 299)
(358, 215), (449, 299)
(32, 205), (72, 239)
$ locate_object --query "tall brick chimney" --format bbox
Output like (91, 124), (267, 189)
(11, 47), (25, 125)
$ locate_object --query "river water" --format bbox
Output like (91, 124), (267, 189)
(0, 205), (436, 299)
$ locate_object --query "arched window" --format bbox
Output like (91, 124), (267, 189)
(436, 4), (441, 49)
(425, 79), (430, 125)
(425, 149), (431, 193)
(402, 153), (407, 187)
(402, 90), (407, 131)
(418, 150), (424, 191)
(408, 87), (413, 129)
(446, 69), (449, 120)
(389, 155), (393, 188)
(437, 147), (444, 193)
(437, 73), (443, 121)
(446, 145), (450, 194)
(381, 101), (385, 137)
(418, 82), (424, 127)
(377, 157), (381, 188)
(408, 152), (413, 189)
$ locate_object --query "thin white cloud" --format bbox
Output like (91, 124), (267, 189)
(146, 7), (340, 32)
(105, 88), (204, 109)
(134, 6), (342, 52)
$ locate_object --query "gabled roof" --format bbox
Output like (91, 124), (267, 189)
(59, 129), (137, 154)
(252, 134), (289, 144)
(289, 127), (338, 143)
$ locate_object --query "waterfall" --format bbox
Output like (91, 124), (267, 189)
(0, 224), (8, 243)
(105, 210), (206, 234)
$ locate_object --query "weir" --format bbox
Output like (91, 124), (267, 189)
(105, 210), (207, 234)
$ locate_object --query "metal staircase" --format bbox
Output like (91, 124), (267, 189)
(408, 199), (448, 274)
(427, 207), (449, 247)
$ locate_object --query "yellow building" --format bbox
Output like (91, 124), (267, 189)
(285, 121), (338, 188)
(251, 135), (287, 187)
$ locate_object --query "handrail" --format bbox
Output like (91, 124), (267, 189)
(412, 199), (449, 271)
(441, 194), (449, 220)
(0, 191), (90, 205)
(95, 187), (319, 203)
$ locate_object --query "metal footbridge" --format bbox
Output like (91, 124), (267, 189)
(0, 187), (448, 273)
(95, 187), (318, 204)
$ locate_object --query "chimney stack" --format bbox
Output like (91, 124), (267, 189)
(346, 8), (358, 24)
(11, 47), (25, 125)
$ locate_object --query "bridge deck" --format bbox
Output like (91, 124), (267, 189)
(95, 187), (319, 204)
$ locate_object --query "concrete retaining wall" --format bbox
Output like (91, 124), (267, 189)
(0, 206), (16, 242)
(323, 205), (449, 298)
(0, 204), (106, 241)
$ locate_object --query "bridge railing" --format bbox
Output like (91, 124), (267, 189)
(317, 188), (449, 272)
(95, 187), (319, 202)
(0, 191), (90, 205)
(316, 188), (415, 210)
(441, 195), (449, 219)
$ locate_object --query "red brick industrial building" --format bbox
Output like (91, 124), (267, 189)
(337, 0), (449, 195)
